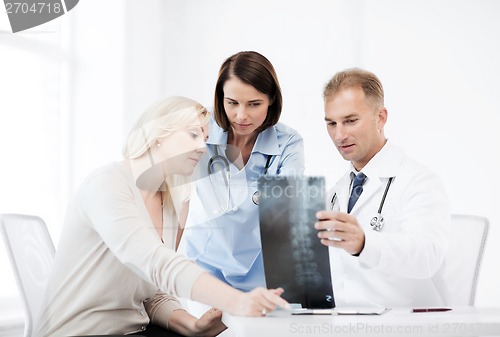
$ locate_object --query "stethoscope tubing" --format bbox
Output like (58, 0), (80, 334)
(377, 177), (393, 214)
(207, 147), (231, 213)
(207, 145), (272, 213)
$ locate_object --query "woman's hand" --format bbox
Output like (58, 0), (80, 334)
(192, 308), (227, 336)
(232, 287), (290, 316)
(191, 273), (290, 318)
(168, 308), (226, 337)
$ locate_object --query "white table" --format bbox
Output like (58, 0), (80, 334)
(223, 307), (500, 337)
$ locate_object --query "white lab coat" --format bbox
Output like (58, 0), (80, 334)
(329, 141), (451, 307)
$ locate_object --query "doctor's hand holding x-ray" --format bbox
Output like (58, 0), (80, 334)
(315, 68), (451, 308)
(316, 211), (366, 255)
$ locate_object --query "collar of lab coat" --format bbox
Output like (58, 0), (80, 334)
(353, 140), (403, 179)
(206, 117), (280, 156)
(335, 140), (404, 213)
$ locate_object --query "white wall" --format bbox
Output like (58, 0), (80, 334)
(1, 0), (499, 307)
(0, 13), (65, 302)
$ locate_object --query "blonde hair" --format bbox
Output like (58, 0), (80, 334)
(123, 96), (208, 212)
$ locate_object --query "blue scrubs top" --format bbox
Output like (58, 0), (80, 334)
(181, 116), (305, 291)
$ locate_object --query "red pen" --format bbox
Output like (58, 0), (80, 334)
(412, 308), (452, 313)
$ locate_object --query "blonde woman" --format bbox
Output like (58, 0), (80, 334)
(35, 96), (289, 337)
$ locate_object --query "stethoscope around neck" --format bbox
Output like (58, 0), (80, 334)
(207, 146), (271, 214)
(330, 176), (394, 231)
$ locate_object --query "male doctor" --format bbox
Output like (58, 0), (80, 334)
(315, 68), (451, 307)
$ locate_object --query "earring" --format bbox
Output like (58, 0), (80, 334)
(157, 142), (161, 147)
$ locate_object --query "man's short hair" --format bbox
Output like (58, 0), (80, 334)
(323, 68), (384, 107)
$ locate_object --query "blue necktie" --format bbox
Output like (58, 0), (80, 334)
(347, 172), (367, 213)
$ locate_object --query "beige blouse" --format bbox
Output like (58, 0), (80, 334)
(34, 161), (204, 337)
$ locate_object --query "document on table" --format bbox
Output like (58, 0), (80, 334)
(290, 307), (391, 315)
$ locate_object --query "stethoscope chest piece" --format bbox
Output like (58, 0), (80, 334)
(252, 191), (261, 205)
(370, 214), (384, 231)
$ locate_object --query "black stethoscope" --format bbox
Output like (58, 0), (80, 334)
(207, 145), (271, 213)
(330, 176), (394, 231)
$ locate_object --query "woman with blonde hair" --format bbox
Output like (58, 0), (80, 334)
(35, 96), (289, 337)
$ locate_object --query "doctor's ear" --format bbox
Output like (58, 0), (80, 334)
(377, 107), (388, 130)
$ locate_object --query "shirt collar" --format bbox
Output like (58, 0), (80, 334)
(349, 139), (403, 179)
(252, 125), (280, 156)
(206, 116), (227, 146)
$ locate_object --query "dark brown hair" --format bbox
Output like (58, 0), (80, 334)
(214, 51), (282, 132)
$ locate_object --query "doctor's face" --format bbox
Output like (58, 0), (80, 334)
(222, 77), (271, 137)
(324, 87), (387, 171)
